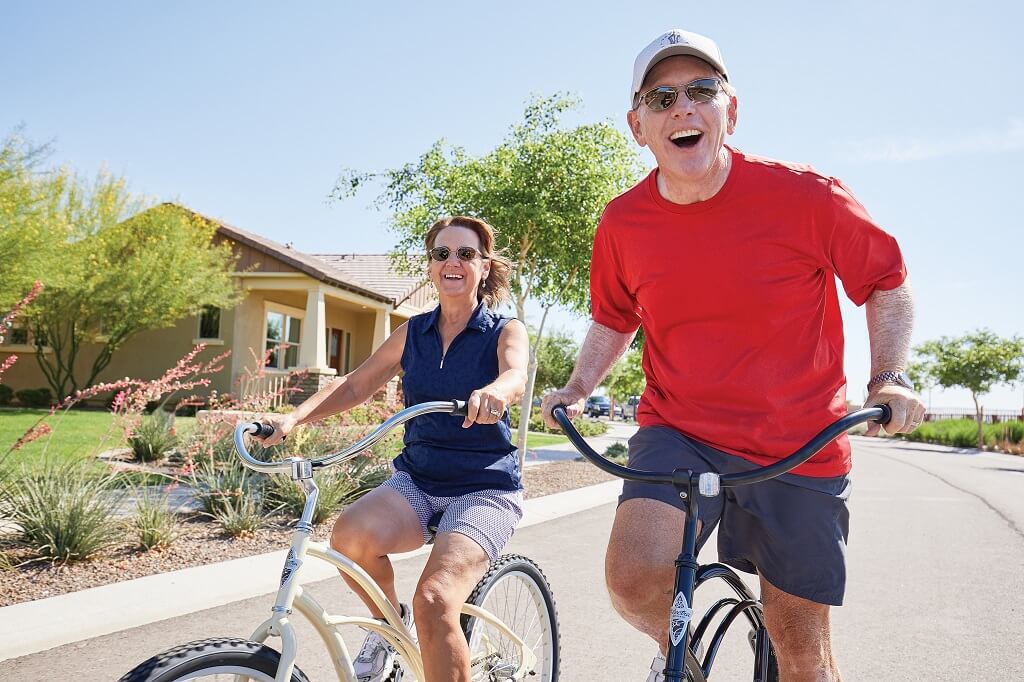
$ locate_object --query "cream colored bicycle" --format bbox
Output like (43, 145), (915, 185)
(119, 400), (560, 682)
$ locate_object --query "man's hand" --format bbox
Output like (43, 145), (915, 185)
(863, 385), (926, 436)
(252, 413), (298, 446)
(541, 389), (586, 429)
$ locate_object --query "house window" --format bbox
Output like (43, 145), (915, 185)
(265, 311), (302, 369)
(198, 306), (221, 339)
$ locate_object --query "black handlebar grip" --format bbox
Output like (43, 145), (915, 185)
(252, 422), (276, 439)
(452, 400), (469, 417)
(873, 404), (893, 425)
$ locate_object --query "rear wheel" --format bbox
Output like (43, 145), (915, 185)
(462, 554), (559, 681)
(118, 637), (310, 682)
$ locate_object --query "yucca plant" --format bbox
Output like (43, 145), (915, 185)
(191, 458), (260, 516)
(0, 462), (124, 564)
(210, 493), (268, 537)
(263, 470), (363, 525)
(131, 487), (181, 550)
(129, 412), (179, 463)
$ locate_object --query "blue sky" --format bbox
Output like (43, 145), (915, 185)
(5, 1), (1023, 409)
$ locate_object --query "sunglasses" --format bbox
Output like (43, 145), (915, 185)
(635, 78), (725, 111)
(428, 246), (487, 262)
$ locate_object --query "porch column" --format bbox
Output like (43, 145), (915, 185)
(299, 286), (329, 370)
(372, 305), (393, 352)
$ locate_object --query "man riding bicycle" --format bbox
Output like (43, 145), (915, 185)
(542, 29), (925, 682)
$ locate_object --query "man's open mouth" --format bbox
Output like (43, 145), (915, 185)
(670, 130), (702, 148)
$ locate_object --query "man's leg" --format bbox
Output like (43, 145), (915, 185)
(759, 575), (841, 682)
(605, 498), (688, 651)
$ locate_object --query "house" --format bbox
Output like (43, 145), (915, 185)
(0, 205), (436, 405)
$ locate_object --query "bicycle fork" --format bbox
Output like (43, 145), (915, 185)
(663, 470), (700, 681)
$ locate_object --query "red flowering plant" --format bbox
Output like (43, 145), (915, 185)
(0, 281), (43, 386)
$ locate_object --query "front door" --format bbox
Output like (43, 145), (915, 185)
(328, 328), (343, 373)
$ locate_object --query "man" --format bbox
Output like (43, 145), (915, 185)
(542, 29), (925, 682)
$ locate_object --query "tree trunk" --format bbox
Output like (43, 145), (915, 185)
(972, 393), (984, 450)
(516, 303), (551, 469)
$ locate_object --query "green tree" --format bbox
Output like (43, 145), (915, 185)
(334, 94), (644, 461)
(603, 345), (646, 417)
(11, 162), (241, 398)
(913, 329), (1024, 449)
(532, 328), (579, 394)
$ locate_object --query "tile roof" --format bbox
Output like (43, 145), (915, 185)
(166, 203), (433, 310)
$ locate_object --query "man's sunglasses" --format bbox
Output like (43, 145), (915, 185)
(428, 246), (488, 262)
(635, 78), (725, 111)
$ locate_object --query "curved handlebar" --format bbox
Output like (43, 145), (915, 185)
(551, 404), (891, 493)
(233, 400), (468, 474)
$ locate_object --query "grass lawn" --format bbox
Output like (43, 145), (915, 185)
(525, 431), (569, 448)
(0, 408), (195, 473)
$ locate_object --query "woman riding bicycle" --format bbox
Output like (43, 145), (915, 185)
(256, 216), (528, 682)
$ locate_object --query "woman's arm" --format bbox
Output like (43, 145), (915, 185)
(257, 323), (408, 444)
(463, 319), (529, 428)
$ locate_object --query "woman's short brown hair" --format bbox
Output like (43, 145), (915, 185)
(425, 216), (513, 308)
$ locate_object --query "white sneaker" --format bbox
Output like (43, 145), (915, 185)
(354, 603), (414, 682)
(646, 653), (666, 682)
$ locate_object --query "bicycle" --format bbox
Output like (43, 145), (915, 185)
(120, 400), (560, 682)
(551, 403), (891, 682)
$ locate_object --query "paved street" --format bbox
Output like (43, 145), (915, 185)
(3, 436), (1022, 681)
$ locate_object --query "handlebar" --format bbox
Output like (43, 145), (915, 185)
(551, 404), (891, 496)
(232, 400), (468, 474)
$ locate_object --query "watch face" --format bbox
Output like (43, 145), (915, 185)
(898, 372), (914, 390)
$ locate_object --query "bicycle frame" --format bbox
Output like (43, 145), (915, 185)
(233, 408), (539, 682)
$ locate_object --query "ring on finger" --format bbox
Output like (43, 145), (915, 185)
(488, 408), (500, 417)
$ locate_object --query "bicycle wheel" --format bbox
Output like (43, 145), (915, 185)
(462, 554), (559, 681)
(118, 637), (310, 682)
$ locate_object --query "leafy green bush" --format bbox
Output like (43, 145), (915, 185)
(15, 387), (52, 408)
(510, 404), (609, 437)
(898, 419), (1024, 450)
(0, 462), (123, 564)
(132, 488), (181, 550)
(210, 493), (268, 537)
(128, 412), (179, 462)
(604, 442), (628, 463)
(0, 384), (13, 406)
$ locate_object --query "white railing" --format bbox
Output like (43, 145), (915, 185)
(239, 373), (291, 410)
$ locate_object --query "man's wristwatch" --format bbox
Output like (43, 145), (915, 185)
(867, 370), (914, 392)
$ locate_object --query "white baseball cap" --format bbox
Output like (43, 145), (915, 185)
(630, 29), (729, 107)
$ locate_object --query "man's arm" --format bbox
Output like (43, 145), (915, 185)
(541, 322), (635, 427)
(863, 280), (926, 435)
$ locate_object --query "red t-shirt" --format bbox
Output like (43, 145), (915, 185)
(590, 147), (907, 476)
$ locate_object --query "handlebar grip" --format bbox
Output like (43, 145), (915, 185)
(252, 422), (276, 439)
(451, 400), (468, 417)
(872, 404), (892, 425)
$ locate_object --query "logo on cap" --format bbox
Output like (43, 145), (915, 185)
(663, 31), (684, 46)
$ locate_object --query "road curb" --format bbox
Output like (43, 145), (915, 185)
(0, 480), (621, 662)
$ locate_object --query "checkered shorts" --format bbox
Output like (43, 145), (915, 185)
(380, 470), (524, 560)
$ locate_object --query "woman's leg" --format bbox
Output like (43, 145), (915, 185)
(413, 531), (491, 682)
(330, 484), (425, 616)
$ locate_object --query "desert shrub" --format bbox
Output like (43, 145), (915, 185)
(210, 493), (268, 537)
(191, 458), (262, 516)
(264, 470), (361, 525)
(0, 384), (13, 406)
(0, 462), (123, 564)
(15, 387), (52, 408)
(131, 488), (181, 550)
(604, 442), (629, 463)
(128, 412), (179, 462)
(509, 404), (608, 437)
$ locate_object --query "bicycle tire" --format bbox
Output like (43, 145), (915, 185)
(118, 637), (311, 682)
(461, 554), (560, 681)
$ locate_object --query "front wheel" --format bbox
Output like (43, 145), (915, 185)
(118, 637), (310, 682)
(462, 554), (559, 681)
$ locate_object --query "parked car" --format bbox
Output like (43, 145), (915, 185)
(624, 395), (642, 421)
(585, 395), (623, 419)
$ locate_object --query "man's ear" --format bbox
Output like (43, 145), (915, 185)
(726, 95), (738, 135)
(626, 109), (647, 147)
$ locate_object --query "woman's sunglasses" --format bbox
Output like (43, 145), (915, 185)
(428, 246), (487, 262)
(635, 78), (725, 111)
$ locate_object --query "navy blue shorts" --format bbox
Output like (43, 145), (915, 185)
(619, 426), (852, 606)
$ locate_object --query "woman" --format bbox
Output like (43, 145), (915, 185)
(257, 216), (528, 682)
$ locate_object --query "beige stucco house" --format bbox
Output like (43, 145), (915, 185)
(0, 205), (436, 405)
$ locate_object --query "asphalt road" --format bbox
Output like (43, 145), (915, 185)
(3, 436), (1022, 681)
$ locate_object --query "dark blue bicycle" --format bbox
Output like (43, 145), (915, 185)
(552, 404), (891, 682)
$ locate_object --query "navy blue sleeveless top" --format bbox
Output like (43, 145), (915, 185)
(393, 302), (521, 496)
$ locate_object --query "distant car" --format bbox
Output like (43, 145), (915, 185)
(625, 395), (642, 420)
(585, 395), (622, 419)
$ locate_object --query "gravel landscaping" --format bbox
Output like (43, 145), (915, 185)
(0, 460), (617, 607)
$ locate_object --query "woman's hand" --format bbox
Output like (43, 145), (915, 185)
(463, 386), (509, 428)
(251, 413), (298, 446)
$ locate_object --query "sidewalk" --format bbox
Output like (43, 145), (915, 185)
(524, 418), (636, 464)
(0, 479), (623, 662)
